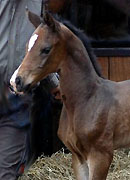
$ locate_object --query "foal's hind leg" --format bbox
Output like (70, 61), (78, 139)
(87, 150), (113, 180)
(72, 153), (89, 180)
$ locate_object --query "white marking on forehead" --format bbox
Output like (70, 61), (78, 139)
(28, 34), (38, 52)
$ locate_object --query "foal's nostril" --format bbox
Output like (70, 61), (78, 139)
(15, 76), (22, 85)
(15, 76), (23, 91)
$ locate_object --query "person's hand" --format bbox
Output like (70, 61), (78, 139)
(51, 85), (61, 100)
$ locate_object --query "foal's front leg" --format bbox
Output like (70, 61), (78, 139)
(72, 153), (89, 180)
(87, 150), (113, 180)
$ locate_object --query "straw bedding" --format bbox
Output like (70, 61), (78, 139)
(19, 148), (130, 180)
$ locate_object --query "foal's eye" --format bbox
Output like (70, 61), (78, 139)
(40, 47), (52, 55)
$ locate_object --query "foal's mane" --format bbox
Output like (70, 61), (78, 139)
(55, 16), (103, 78)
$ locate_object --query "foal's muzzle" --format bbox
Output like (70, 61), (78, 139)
(15, 76), (32, 93)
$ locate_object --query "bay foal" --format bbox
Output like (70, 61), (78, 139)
(10, 12), (130, 180)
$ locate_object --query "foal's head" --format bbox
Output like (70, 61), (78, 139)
(10, 11), (70, 93)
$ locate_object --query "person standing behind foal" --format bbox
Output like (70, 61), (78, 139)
(0, 0), (59, 179)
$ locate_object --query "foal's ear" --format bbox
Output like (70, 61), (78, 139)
(43, 12), (60, 32)
(26, 8), (41, 28)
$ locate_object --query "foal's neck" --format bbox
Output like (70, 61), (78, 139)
(59, 37), (100, 106)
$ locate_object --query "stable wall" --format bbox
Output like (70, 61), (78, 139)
(98, 57), (130, 81)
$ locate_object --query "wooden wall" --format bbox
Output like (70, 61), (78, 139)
(98, 57), (130, 81)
